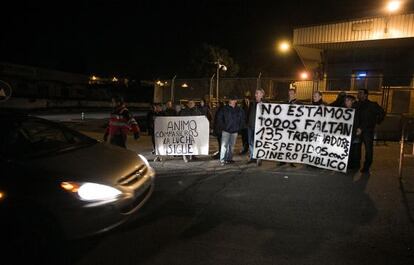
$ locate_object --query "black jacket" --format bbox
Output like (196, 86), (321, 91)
(164, 108), (177, 116)
(312, 99), (327, 106)
(180, 107), (201, 116)
(147, 110), (164, 132)
(355, 99), (385, 132)
(213, 105), (224, 135)
(217, 105), (245, 134)
(288, 98), (302, 104)
(247, 100), (265, 129)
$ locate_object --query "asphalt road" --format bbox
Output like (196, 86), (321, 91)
(57, 132), (414, 265)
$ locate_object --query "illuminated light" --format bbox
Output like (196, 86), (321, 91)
(300, 71), (309, 80)
(156, 80), (165, 86)
(181, 83), (189, 88)
(90, 75), (98, 81)
(77, 183), (121, 201)
(278, 41), (291, 53)
(386, 1), (401, 13)
(0, 191), (4, 200)
(61, 182), (79, 192)
(112, 77), (118, 82)
(357, 72), (367, 78)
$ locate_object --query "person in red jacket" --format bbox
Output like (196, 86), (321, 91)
(104, 96), (140, 148)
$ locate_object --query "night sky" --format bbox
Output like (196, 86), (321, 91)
(1, 0), (412, 79)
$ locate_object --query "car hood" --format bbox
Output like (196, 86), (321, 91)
(23, 143), (144, 186)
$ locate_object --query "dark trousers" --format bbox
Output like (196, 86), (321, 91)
(216, 134), (222, 153)
(110, 134), (127, 148)
(240, 128), (249, 152)
(348, 143), (360, 169)
(247, 127), (255, 159)
(149, 129), (155, 149)
(355, 131), (375, 170)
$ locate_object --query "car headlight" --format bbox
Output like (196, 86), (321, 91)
(138, 154), (150, 167)
(61, 182), (121, 201)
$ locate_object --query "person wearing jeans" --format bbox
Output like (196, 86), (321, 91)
(220, 131), (238, 164)
(216, 96), (245, 166)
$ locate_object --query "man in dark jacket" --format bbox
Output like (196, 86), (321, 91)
(247, 88), (265, 163)
(355, 89), (385, 174)
(147, 103), (164, 155)
(330, 91), (347, 108)
(239, 97), (250, 155)
(164, 100), (177, 116)
(180, 100), (202, 162)
(279, 89), (302, 167)
(212, 101), (225, 159)
(345, 95), (361, 171)
(217, 96), (245, 166)
(312, 91), (327, 105)
(180, 100), (201, 116)
(198, 99), (212, 122)
(288, 88), (302, 104)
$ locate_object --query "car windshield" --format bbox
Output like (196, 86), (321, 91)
(0, 117), (97, 159)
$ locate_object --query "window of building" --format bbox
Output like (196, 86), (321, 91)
(352, 70), (382, 91)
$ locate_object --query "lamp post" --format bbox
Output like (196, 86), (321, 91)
(257, 72), (262, 90)
(170, 75), (177, 103)
(215, 61), (227, 102)
(209, 73), (216, 104)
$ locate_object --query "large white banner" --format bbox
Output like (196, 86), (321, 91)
(154, 116), (209, 156)
(253, 103), (355, 172)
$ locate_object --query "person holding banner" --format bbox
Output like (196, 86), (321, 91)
(217, 96), (245, 166)
(355, 89), (385, 174)
(288, 88), (302, 105)
(164, 100), (177, 116)
(278, 89), (302, 167)
(246, 88), (265, 164)
(239, 96), (250, 155)
(312, 91), (327, 105)
(147, 103), (164, 156)
(180, 100), (202, 162)
(345, 95), (361, 170)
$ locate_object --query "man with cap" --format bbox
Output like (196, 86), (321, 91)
(216, 96), (245, 166)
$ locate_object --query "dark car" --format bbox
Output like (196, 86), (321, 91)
(0, 111), (155, 263)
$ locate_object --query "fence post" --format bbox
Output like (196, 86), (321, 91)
(257, 72), (262, 90)
(171, 75), (177, 103)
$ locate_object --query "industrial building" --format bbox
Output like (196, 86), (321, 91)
(293, 11), (414, 114)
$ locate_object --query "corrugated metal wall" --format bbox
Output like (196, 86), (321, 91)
(294, 13), (414, 45)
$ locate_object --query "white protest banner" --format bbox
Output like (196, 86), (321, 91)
(154, 116), (209, 156)
(253, 103), (355, 172)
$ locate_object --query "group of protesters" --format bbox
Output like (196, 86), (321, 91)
(106, 87), (385, 174)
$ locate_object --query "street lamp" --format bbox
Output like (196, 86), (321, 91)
(215, 61), (227, 102)
(182, 83), (189, 88)
(386, 1), (401, 13)
(300, 71), (310, 80)
(385, 1), (402, 33)
(278, 41), (291, 53)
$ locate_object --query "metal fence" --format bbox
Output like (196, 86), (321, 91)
(157, 77), (296, 103)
